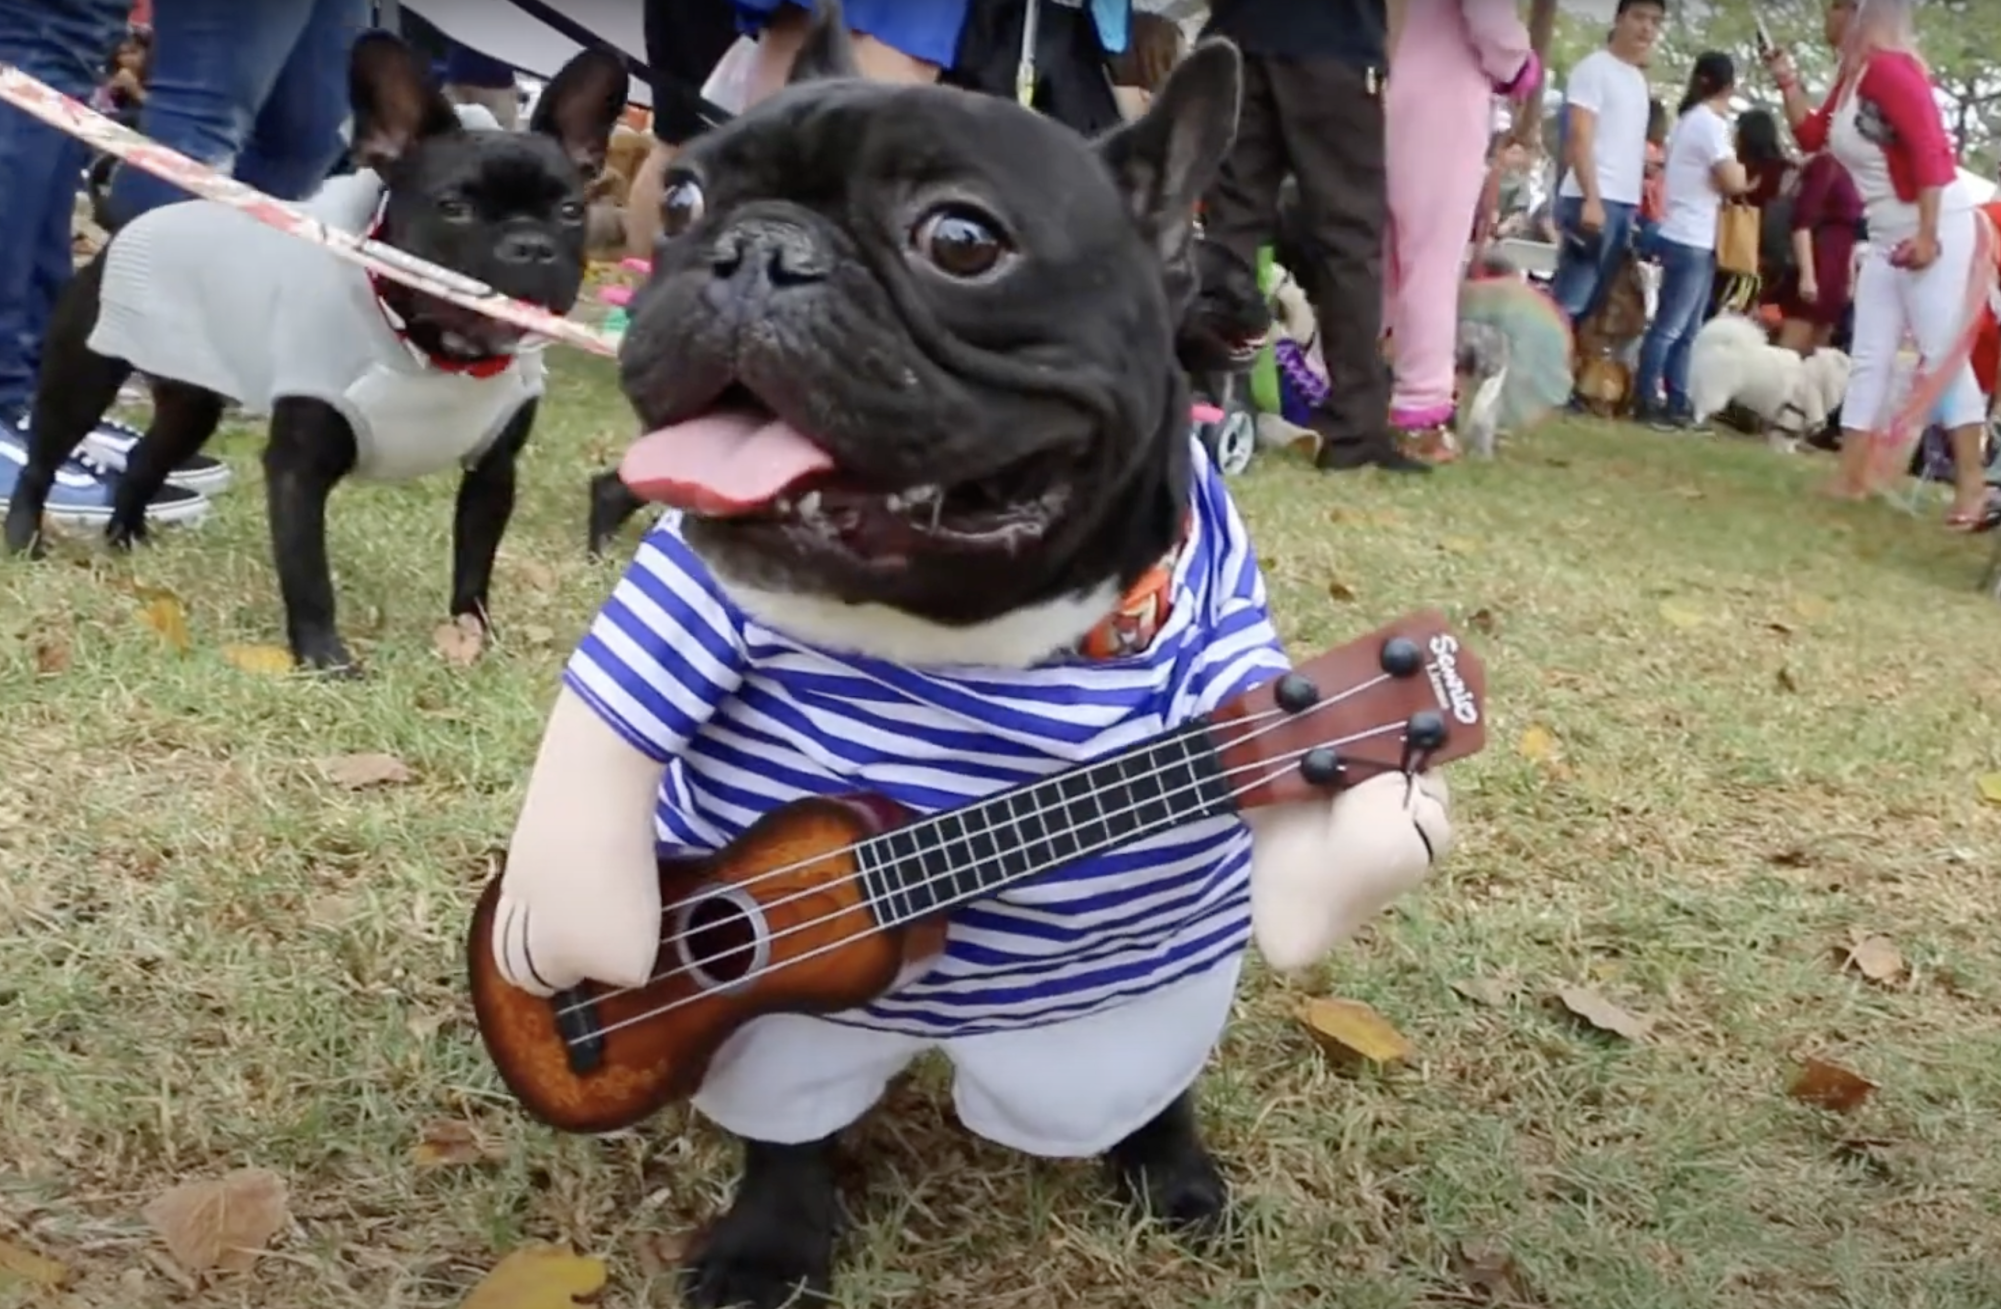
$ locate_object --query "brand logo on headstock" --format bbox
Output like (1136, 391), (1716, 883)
(1426, 634), (1480, 726)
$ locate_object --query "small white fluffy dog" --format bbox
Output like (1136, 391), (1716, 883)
(1687, 314), (1852, 450)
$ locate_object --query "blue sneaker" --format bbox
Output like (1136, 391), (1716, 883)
(81, 414), (233, 494)
(0, 423), (208, 530)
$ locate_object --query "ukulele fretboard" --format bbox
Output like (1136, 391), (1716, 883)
(854, 721), (1237, 925)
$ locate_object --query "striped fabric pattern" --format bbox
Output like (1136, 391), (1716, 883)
(564, 442), (1290, 1037)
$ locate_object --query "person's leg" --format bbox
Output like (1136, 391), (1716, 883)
(1271, 59), (1404, 472)
(1575, 201), (1636, 327)
(1902, 208), (1991, 522)
(740, 1), (949, 103)
(1662, 247), (1719, 419)
(1546, 196), (1605, 322)
(1829, 247), (1902, 498)
(103, 0), (316, 224)
(231, 0), (368, 200)
(1196, 55), (1285, 276)
(1383, 80), (1489, 435)
(1775, 315), (1817, 354)
(0, 0), (130, 420)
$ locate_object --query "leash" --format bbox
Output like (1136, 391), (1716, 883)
(0, 63), (620, 361)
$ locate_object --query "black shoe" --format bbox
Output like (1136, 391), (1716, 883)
(1369, 450), (1434, 475)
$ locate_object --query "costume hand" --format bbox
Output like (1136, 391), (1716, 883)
(1580, 197), (1607, 234)
(492, 855), (663, 995)
(1246, 770), (1452, 973)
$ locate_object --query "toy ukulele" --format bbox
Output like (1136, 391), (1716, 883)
(468, 610), (1488, 1134)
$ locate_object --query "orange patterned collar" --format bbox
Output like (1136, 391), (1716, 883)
(1077, 516), (1190, 661)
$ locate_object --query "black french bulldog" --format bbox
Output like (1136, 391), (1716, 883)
(608, 11), (1243, 1308)
(3, 33), (626, 674)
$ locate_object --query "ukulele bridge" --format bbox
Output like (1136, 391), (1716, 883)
(670, 882), (772, 993)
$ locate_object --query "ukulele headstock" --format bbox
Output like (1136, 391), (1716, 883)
(1208, 609), (1488, 811)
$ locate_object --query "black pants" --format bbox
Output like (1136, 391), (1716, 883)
(1201, 54), (1391, 466)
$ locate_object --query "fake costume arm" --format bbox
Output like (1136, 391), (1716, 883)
(493, 523), (749, 994)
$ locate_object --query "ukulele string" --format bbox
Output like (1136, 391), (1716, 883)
(548, 666), (1404, 1021)
(560, 711), (1427, 1041)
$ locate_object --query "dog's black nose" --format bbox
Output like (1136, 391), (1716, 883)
(710, 217), (832, 288)
(496, 230), (560, 266)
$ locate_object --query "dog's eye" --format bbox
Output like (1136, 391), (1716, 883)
(557, 200), (586, 224)
(661, 179), (705, 238)
(913, 206), (1009, 279)
(437, 196), (474, 223)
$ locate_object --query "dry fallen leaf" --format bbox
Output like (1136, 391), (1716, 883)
(1776, 666), (1801, 694)
(30, 631), (72, 675)
(1555, 987), (1653, 1042)
(1843, 933), (1904, 984)
(1325, 579), (1358, 603)
(143, 1168), (289, 1276)
(222, 643), (295, 676)
(461, 1245), (608, 1309)
(1517, 725), (1559, 764)
(1452, 977), (1512, 1008)
(1793, 595), (1834, 621)
(1977, 774), (2001, 806)
(1439, 536), (1479, 556)
(1451, 1240), (1539, 1304)
(1298, 997), (1413, 1067)
(1468, 607), (1499, 636)
(0, 1238), (68, 1288)
(323, 752), (413, 790)
(1658, 600), (1704, 629)
(413, 1120), (500, 1168)
(1766, 620), (1797, 637)
(1788, 1058), (1878, 1114)
(138, 593), (192, 653)
(517, 624), (558, 649)
(514, 559), (560, 593)
(433, 615), (487, 668)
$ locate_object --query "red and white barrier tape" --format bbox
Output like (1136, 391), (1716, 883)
(0, 63), (620, 360)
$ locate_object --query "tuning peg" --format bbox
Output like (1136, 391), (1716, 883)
(1299, 746), (1343, 787)
(1274, 672), (1319, 714)
(1400, 709), (1449, 774)
(1380, 636), (1423, 678)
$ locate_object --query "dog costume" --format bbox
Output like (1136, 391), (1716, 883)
(87, 107), (545, 484)
(1383, 0), (1538, 433)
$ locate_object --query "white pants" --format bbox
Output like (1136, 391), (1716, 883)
(1846, 204), (1988, 433)
(690, 958), (1242, 1158)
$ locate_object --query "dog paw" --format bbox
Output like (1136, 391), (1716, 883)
(1106, 1097), (1231, 1239)
(104, 516), (148, 552)
(680, 1211), (836, 1309)
(294, 636), (361, 679)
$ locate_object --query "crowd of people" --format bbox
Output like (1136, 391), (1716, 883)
(1488, 0), (1995, 529)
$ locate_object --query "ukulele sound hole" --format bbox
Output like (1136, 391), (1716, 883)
(671, 885), (771, 993)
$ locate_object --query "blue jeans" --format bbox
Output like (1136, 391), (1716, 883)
(1634, 238), (1717, 414)
(0, 0), (131, 416)
(1549, 195), (1638, 325)
(104, 0), (365, 226)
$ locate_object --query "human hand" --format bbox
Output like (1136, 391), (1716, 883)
(1894, 231), (1939, 270)
(1580, 196), (1606, 233)
(1762, 45), (1797, 84)
(1798, 275), (1818, 303)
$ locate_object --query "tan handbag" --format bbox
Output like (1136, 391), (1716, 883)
(1716, 202), (1762, 277)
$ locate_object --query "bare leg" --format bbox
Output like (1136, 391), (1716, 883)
(1945, 420), (1990, 524)
(1775, 316), (1817, 356)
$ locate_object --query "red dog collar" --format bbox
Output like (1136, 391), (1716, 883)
(363, 199), (515, 379)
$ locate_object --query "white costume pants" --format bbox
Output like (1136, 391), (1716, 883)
(691, 957), (1242, 1158)
(1846, 203), (1988, 433)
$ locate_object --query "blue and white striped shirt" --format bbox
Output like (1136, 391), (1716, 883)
(564, 443), (1290, 1037)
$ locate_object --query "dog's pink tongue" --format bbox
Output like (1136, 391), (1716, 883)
(619, 411), (835, 515)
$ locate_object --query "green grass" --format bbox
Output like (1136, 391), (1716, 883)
(5, 353), (2001, 1308)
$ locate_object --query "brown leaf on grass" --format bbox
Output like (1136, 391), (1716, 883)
(461, 1245), (608, 1309)
(1766, 620), (1796, 637)
(1298, 997), (1413, 1067)
(0, 1239), (68, 1288)
(30, 630), (71, 675)
(1452, 977), (1513, 1008)
(1516, 725), (1558, 763)
(1788, 1058), (1878, 1114)
(1439, 537), (1479, 556)
(513, 559), (560, 593)
(517, 624), (558, 649)
(1555, 987), (1653, 1042)
(413, 1120), (502, 1168)
(323, 752), (413, 790)
(1793, 595), (1834, 621)
(1767, 848), (1812, 868)
(138, 592), (192, 654)
(433, 615), (487, 668)
(1468, 607), (1499, 636)
(1842, 933), (1904, 984)
(142, 1167), (288, 1276)
(1977, 774), (2001, 806)
(1776, 666), (1801, 694)
(221, 643), (295, 676)
(1450, 1240), (1541, 1304)
(1326, 580), (1358, 602)
(1657, 600), (1704, 629)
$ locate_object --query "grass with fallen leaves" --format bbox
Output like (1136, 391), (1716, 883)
(5, 353), (2001, 1309)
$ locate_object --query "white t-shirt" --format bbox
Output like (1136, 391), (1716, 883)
(1557, 49), (1652, 206)
(1658, 103), (1737, 249)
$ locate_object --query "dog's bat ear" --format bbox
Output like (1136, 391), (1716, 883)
(349, 31), (461, 173)
(1093, 39), (1242, 271)
(788, 0), (863, 86)
(532, 47), (630, 176)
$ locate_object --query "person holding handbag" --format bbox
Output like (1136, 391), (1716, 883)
(1763, 0), (1990, 526)
(1631, 50), (1749, 429)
